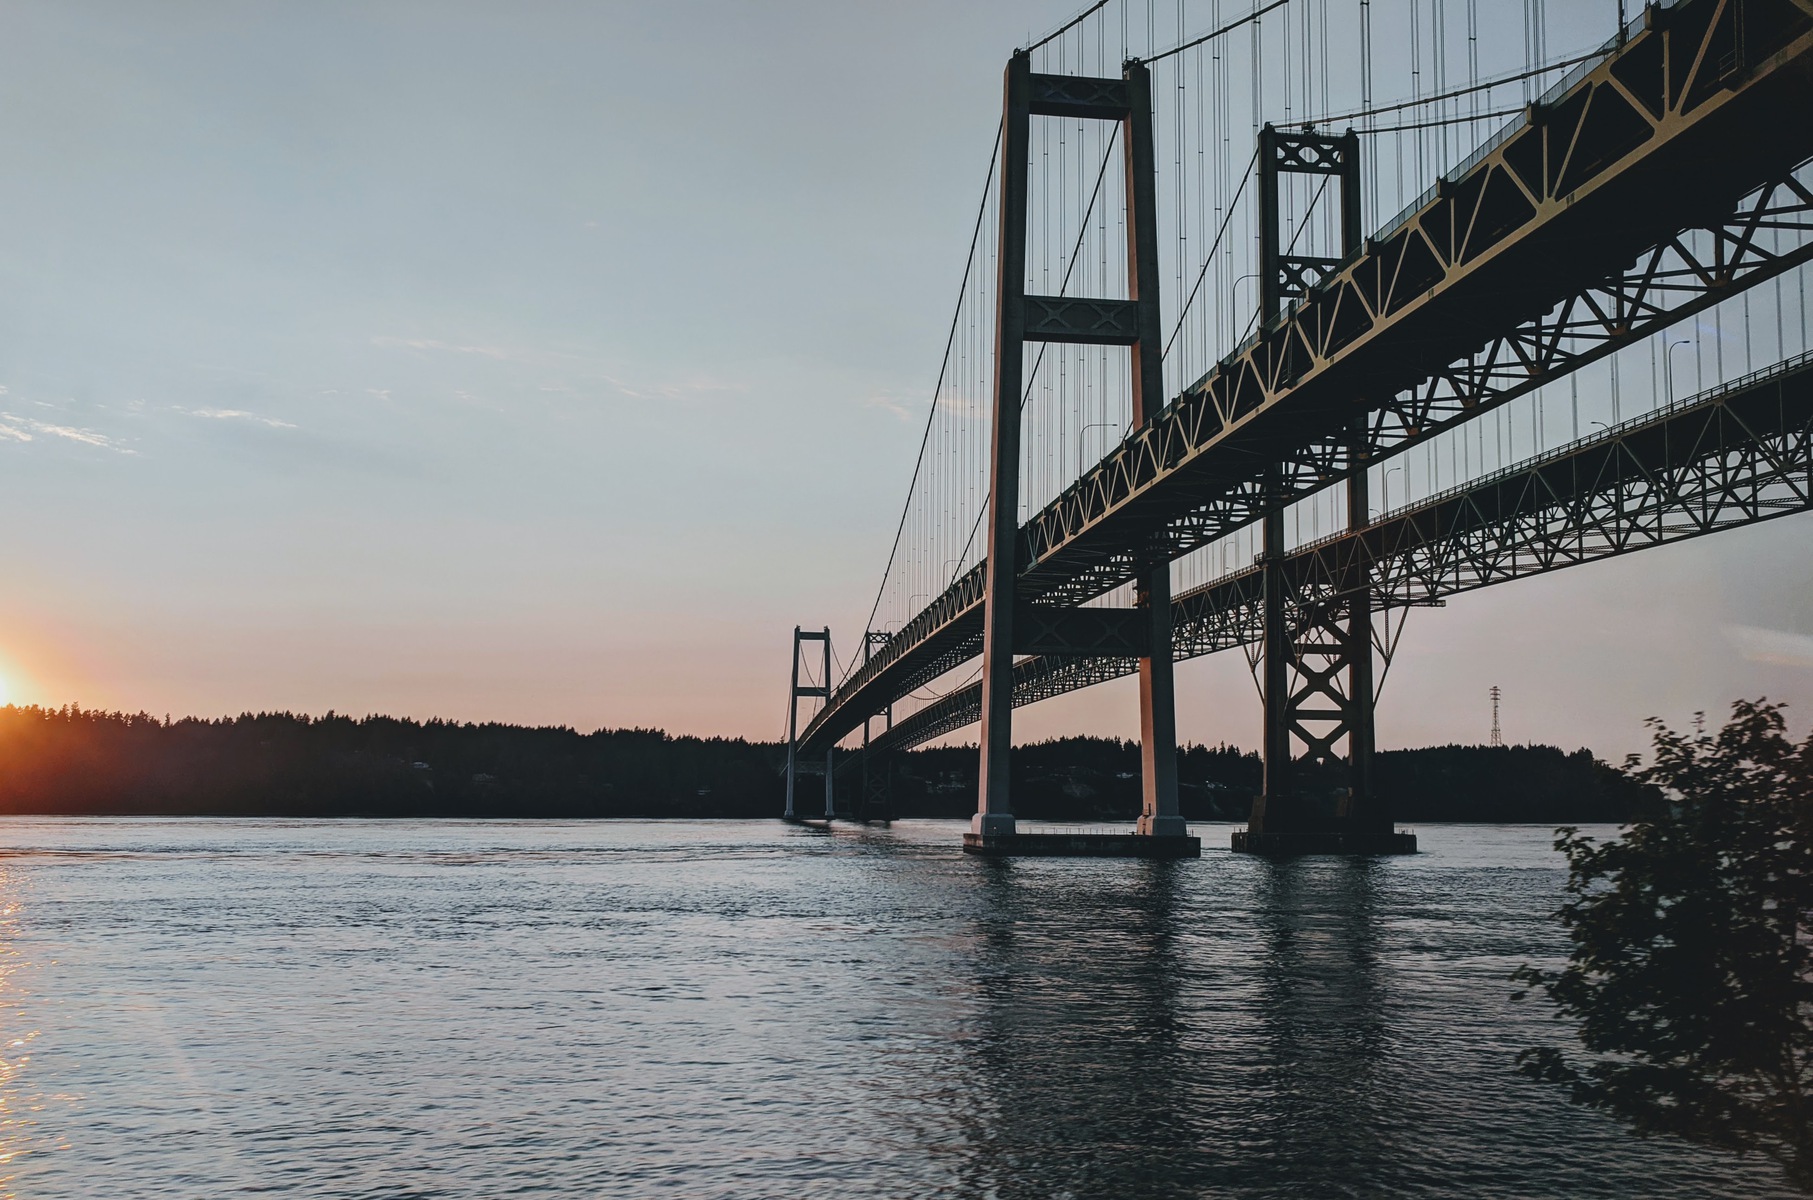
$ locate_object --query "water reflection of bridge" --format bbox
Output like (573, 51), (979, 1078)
(909, 838), (1789, 1195)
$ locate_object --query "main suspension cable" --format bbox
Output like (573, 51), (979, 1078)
(1358, 106), (1524, 135)
(1305, 48), (1598, 129)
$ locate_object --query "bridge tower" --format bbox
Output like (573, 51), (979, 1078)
(783, 626), (834, 822)
(970, 51), (1188, 850)
(1241, 126), (1410, 854)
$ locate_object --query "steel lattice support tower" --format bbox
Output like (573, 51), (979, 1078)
(1247, 126), (1397, 848)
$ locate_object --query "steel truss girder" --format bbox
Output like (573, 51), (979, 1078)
(1124, 159), (1813, 592)
(870, 350), (1813, 754)
(798, 0), (1813, 760)
(1018, 0), (1813, 603)
(800, 154), (1813, 760)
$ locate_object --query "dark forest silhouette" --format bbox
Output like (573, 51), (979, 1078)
(0, 704), (1653, 822)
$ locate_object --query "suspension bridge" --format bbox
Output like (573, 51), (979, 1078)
(782, 0), (1813, 856)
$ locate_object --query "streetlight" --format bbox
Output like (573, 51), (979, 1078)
(1231, 273), (1262, 329)
(1664, 338), (1692, 405)
(1077, 421), (1119, 480)
(1382, 465), (1405, 514)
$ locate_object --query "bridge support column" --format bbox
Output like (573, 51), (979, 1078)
(784, 627), (800, 821)
(1237, 125), (1410, 855)
(1124, 58), (1182, 839)
(1239, 463), (1410, 854)
(782, 626), (832, 824)
(1136, 567), (1184, 836)
(972, 50), (1031, 840)
(1344, 427), (1382, 834)
(1253, 478), (1293, 834)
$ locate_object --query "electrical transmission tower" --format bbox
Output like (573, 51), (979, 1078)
(1489, 686), (1503, 748)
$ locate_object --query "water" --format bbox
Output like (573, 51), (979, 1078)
(0, 818), (1786, 1199)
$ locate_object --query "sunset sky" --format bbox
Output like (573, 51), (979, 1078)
(1, 0), (1809, 762)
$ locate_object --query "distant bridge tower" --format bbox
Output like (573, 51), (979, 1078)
(970, 50), (1186, 849)
(1490, 686), (1503, 748)
(783, 627), (833, 821)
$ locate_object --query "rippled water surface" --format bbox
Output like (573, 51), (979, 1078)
(0, 818), (1788, 1198)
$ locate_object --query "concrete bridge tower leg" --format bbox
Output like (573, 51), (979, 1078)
(972, 50), (1031, 840)
(1124, 58), (1183, 838)
(1254, 480), (1293, 834)
(821, 631), (835, 820)
(784, 626), (800, 821)
(1345, 425), (1381, 833)
(1136, 564), (1183, 836)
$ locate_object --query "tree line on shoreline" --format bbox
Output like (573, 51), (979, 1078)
(0, 704), (1655, 822)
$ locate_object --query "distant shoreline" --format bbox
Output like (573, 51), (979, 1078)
(0, 705), (1656, 824)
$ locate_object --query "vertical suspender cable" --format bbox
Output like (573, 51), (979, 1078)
(863, 123), (1002, 637)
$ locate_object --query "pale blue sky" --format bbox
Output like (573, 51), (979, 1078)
(0, 1), (1808, 759)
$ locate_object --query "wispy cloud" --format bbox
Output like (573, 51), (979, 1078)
(175, 406), (297, 429)
(0, 412), (134, 453)
(1724, 624), (1813, 669)
(371, 335), (509, 360)
(601, 373), (743, 404)
(865, 390), (917, 421)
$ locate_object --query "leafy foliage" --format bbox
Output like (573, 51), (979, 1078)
(1513, 700), (1813, 1187)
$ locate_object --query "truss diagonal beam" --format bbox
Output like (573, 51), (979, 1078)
(871, 349), (1813, 754)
